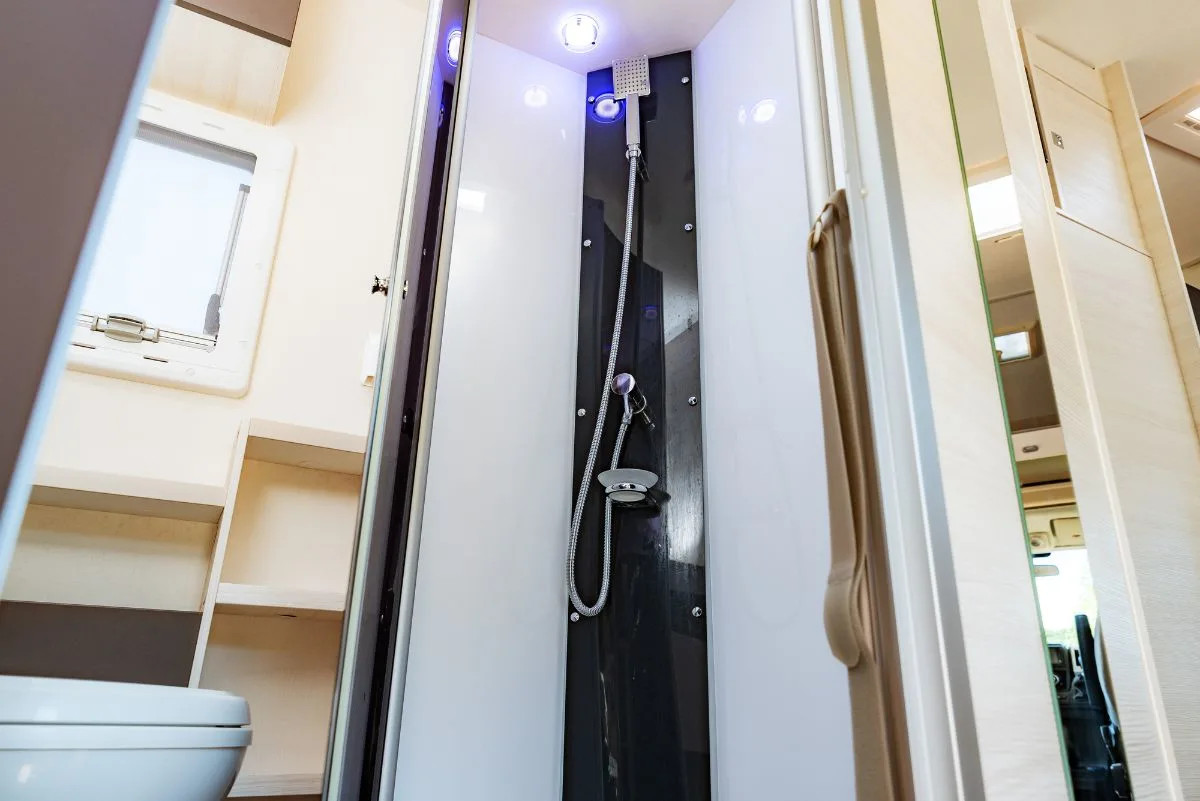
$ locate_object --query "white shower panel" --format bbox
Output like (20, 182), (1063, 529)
(392, 35), (585, 801)
(694, 0), (856, 796)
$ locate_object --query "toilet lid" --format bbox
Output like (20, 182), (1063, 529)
(0, 676), (250, 727)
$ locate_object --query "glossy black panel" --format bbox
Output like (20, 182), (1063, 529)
(564, 51), (709, 801)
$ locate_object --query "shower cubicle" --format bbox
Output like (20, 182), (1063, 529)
(320, 0), (949, 798)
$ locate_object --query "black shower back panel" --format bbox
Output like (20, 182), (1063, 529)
(564, 50), (708, 801)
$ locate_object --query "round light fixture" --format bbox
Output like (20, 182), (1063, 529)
(751, 99), (776, 124)
(591, 93), (624, 123)
(561, 14), (599, 53)
(446, 29), (462, 66)
(524, 85), (550, 108)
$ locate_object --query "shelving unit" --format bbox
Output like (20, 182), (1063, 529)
(188, 418), (365, 798)
(227, 773), (323, 798)
(2, 470), (227, 686)
(29, 465), (226, 523)
(1, 417), (366, 799)
(215, 581), (345, 619)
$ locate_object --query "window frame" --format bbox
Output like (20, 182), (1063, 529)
(68, 89), (294, 397)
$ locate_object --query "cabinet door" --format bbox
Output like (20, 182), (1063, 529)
(1028, 65), (1146, 253)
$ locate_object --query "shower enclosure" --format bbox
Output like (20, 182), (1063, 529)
(316, 0), (981, 798)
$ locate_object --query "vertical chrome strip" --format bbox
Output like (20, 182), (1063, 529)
(803, 0), (987, 796)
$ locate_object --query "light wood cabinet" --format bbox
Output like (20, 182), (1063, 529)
(0, 418), (366, 799)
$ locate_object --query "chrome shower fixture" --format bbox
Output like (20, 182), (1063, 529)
(612, 56), (650, 155)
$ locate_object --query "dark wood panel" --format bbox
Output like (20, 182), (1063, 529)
(0, 601), (199, 686)
(177, 0), (301, 45)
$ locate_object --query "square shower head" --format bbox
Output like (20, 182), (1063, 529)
(612, 56), (651, 97)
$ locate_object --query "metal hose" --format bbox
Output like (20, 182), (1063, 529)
(567, 150), (640, 617)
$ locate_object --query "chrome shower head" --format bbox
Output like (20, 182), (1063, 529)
(611, 373), (636, 396)
(612, 55), (650, 154)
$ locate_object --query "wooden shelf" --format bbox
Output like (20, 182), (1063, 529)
(245, 419), (366, 475)
(29, 466), (225, 523)
(215, 582), (344, 620)
(227, 771), (322, 797)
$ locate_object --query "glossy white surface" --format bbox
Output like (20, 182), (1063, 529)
(0, 727), (246, 801)
(392, 35), (585, 801)
(694, 0), (856, 797)
(0, 676), (249, 727)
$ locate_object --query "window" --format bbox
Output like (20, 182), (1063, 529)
(70, 90), (293, 396)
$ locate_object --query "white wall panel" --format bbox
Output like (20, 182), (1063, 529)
(694, 1), (856, 797)
(392, 35), (585, 801)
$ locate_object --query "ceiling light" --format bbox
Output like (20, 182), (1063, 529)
(561, 14), (599, 53)
(751, 99), (776, 124)
(524, 85), (549, 108)
(592, 93), (624, 123)
(446, 29), (462, 67)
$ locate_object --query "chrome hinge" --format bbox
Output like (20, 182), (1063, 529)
(91, 314), (159, 343)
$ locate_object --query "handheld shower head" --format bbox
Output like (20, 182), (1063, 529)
(612, 56), (650, 154)
(611, 373), (654, 430)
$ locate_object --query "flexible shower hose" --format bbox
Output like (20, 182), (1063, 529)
(567, 151), (640, 617)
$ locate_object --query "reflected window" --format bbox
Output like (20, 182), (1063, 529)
(1033, 549), (1099, 650)
(968, 174), (1021, 238)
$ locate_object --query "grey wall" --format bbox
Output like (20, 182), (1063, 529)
(0, 0), (168, 588)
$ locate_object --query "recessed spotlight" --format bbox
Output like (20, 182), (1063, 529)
(561, 14), (599, 52)
(751, 99), (776, 124)
(446, 29), (462, 66)
(524, 85), (550, 108)
(592, 93), (624, 123)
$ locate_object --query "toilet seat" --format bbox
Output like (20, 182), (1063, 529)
(0, 676), (250, 728)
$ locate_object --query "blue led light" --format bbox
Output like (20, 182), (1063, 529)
(591, 93), (625, 123)
(446, 29), (462, 67)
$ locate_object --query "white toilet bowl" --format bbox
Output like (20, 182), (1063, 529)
(0, 676), (251, 801)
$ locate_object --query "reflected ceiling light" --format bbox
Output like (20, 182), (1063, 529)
(561, 14), (600, 52)
(457, 188), (486, 213)
(446, 29), (462, 67)
(524, 85), (550, 108)
(592, 93), (624, 123)
(751, 99), (776, 124)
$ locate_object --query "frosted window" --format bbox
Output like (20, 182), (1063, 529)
(82, 123), (256, 337)
(968, 174), (1021, 239)
(994, 329), (1032, 362)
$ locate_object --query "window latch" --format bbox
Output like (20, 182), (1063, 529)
(92, 314), (160, 344)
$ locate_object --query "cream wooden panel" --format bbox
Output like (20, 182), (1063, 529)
(29, 466), (225, 523)
(245, 418), (366, 475)
(149, 5), (290, 123)
(1056, 215), (1200, 787)
(1102, 63), (1200, 439)
(1021, 34), (1109, 108)
(975, 13), (1183, 799)
(3, 506), (215, 612)
(1026, 64), (1146, 252)
(219, 460), (359, 593)
(874, 0), (1071, 797)
(215, 581), (343, 619)
(201, 614), (339, 792)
